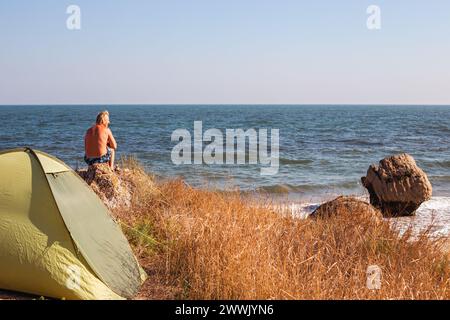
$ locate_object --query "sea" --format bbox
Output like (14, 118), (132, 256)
(1, 105), (449, 236)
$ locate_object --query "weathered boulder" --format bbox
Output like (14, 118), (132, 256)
(77, 163), (132, 210)
(310, 196), (382, 222)
(361, 153), (432, 217)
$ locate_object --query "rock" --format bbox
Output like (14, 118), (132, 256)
(361, 153), (432, 217)
(310, 196), (382, 222)
(77, 163), (132, 210)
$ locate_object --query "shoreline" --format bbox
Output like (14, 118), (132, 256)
(187, 183), (450, 239)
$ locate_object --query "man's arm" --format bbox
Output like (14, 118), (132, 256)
(107, 129), (117, 150)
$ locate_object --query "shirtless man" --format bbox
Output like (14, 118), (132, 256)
(84, 110), (117, 169)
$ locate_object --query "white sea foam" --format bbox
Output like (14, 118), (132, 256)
(393, 197), (450, 238)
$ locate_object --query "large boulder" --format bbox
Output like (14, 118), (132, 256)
(361, 153), (432, 217)
(310, 196), (382, 222)
(77, 163), (132, 210)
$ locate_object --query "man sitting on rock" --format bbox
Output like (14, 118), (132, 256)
(84, 110), (117, 169)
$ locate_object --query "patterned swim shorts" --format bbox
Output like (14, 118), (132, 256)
(84, 147), (111, 166)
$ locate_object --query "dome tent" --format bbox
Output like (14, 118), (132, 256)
(0, 148), (146, 299)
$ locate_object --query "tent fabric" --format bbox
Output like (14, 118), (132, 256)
(35, 152), (70, 174)
(0, 148), (146, 300)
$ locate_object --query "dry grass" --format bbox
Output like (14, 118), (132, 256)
(115, 159), (450, 300)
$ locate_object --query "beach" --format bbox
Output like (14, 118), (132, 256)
(1, 105), (450, 300)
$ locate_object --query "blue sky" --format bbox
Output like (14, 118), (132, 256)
(1, 0), (450, 104)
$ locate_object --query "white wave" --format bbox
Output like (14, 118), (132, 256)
(394, 197), (450, 238)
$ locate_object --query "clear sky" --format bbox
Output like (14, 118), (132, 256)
(1, 0), (450, 105)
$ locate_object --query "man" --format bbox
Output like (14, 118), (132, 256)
(84, 110), (117, 169)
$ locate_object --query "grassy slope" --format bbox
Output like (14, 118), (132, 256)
(116, 160), (450, 300)
(1, 159), (449, 300)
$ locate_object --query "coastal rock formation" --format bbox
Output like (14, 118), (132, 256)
(77, 163), (132, 210)
(310, 196), (382, 222)
(361, 153), (432, 217)
(77, 162), (160, 211)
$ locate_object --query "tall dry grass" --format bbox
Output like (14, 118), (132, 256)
(117, 159), (450, 300)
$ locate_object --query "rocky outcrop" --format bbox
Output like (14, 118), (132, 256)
(77, 163), (132, 210)
(310, 196), (382, 222)
(361, 153), (432, 217)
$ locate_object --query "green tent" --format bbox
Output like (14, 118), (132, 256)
(0, 148), (146, 300)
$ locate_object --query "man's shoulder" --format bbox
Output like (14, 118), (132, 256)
(99, 125), (112, 136)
